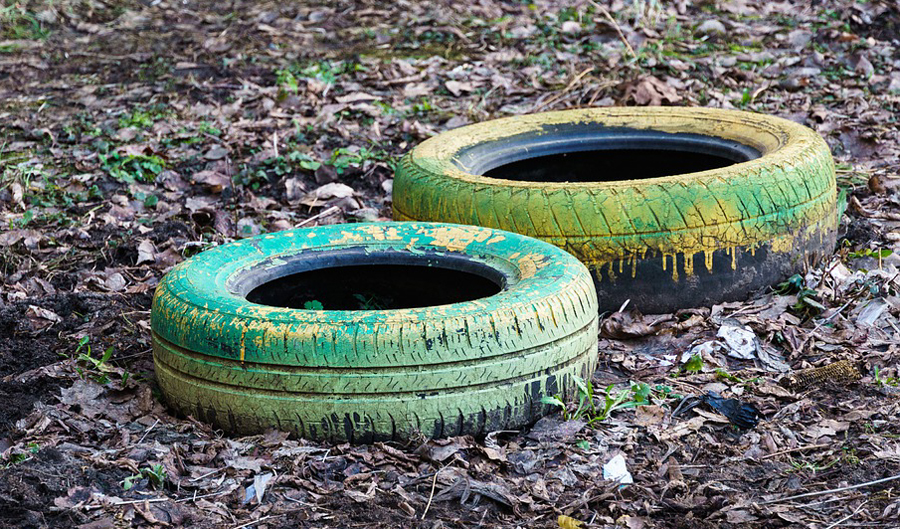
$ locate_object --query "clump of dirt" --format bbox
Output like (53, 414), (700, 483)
(0, 447), (129, 529)
(0, 292), (151, 436)
(0, 376), (70, 436)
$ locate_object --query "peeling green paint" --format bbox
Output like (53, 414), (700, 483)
(151, 222), (599, 442)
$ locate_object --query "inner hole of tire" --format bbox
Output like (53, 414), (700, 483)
(245, 265), (502, 310)
(474, 131), (760, 182)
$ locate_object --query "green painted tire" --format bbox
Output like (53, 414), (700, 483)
(393, 107), (840, 313)
(151, 222), (598, 443)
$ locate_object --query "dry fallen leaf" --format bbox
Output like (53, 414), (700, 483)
(191, 170), (231, 193)
(628, 76), (682, 105)
(601, 310), (665, 339)
(136, 239), (156, 265)
(300, 182), (356, 207)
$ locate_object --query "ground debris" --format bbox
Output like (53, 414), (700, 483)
(780, 359), (863, 390)
(1, 0), (899, 527)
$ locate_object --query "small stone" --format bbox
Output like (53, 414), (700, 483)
(204, 145), (229, 160)
(104, 272), (127, 292)
(787, 29), (813, 48)
(561, 20), (581, 34)
(696, 20), (726, 36)
(114, 127), (139, 142)
(269, 220), (293, 232)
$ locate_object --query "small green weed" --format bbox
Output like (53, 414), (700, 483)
(541, 377), (680, 424)
(329, 146), (393, 174)
(715, 368), (759, 386)
(682, 353), (704, 374)
(276, 69), (299, 97)
(874, 366), (899, 387)
(302, 300), (324, 310)
(848, 247), (892, 260)
(298, 60), (366, 84)
(0, 6), (50, 40)
(119, 106), (171, 130)
(774, 274), (825, 318)
(353, 293), (388, 310)
(834, 163), (869, 189)
(2, 442), (40, 468)
(239, 150), (321, 189)
(774, 274), (804, 295)
(409, 97), (437, 116)
(123, 464), (167, 490)
(842, 447), (860, 466)
(100, 152), (165, 183)
(74, 336), (116, 385)
(26, 172), (101, 210)
(1, 159), (45, 192)
(734, 87), (753, 108)
(787, 455), (839, 474)
(2, 162), (101, 227)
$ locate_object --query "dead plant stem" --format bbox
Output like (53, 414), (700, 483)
(422, 464), (451, 519)
(754, 443), (832, 461)
(759, 473), (900, 505)
(823, 500), (868, 529)
(588, 0), (636, 58)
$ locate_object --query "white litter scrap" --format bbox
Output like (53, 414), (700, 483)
(680, 319), (789, 373)
(603, 454), (633, 485)
(855, 298), (889, 327)
(716, 320), (758, 360)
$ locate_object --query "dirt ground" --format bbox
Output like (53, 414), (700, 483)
(1, 0), (899, 527)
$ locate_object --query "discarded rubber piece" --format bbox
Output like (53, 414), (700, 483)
(780, 360), (861, 389)
(151, 222), (599, 443)
(699, 392), (761, 429)
(676, 392), (761, 429)
(393, 107), (840, 313)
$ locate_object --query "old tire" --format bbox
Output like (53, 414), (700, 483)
(151, 222), (598, 443)
(393, 107), (840, 313)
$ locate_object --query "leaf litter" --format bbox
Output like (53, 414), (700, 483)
(1, 0), (899, 527)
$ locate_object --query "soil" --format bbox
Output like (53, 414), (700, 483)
(1, 0), (899, 528)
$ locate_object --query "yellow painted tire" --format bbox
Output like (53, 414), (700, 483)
(393, 107), (839, 312)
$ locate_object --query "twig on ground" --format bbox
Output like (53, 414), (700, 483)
(296, 206), (341, 227)
(796, 298), (855, 354)
(753, 443), (832, 461)
(421, 466), (444, 519)
(533, 66), (595, 111)
(823, 500), (868, 529)
(758, 473), (900, 505)
(111, 489), (232, 506)
(232, 515), (274, 529)
(136, 418), (160, 445)
(588, 0), (636, 58)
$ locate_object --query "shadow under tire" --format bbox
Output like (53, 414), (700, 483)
(393, 107), (840, 313)
(151, 222), (599, 443)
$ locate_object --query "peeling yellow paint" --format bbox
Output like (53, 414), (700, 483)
(420, 225), (492, 251)
(330, 231), (365, 245)
(357, 224), (404, 241)
(516, 252), (544, 279)
(394, 107), (840, 285)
